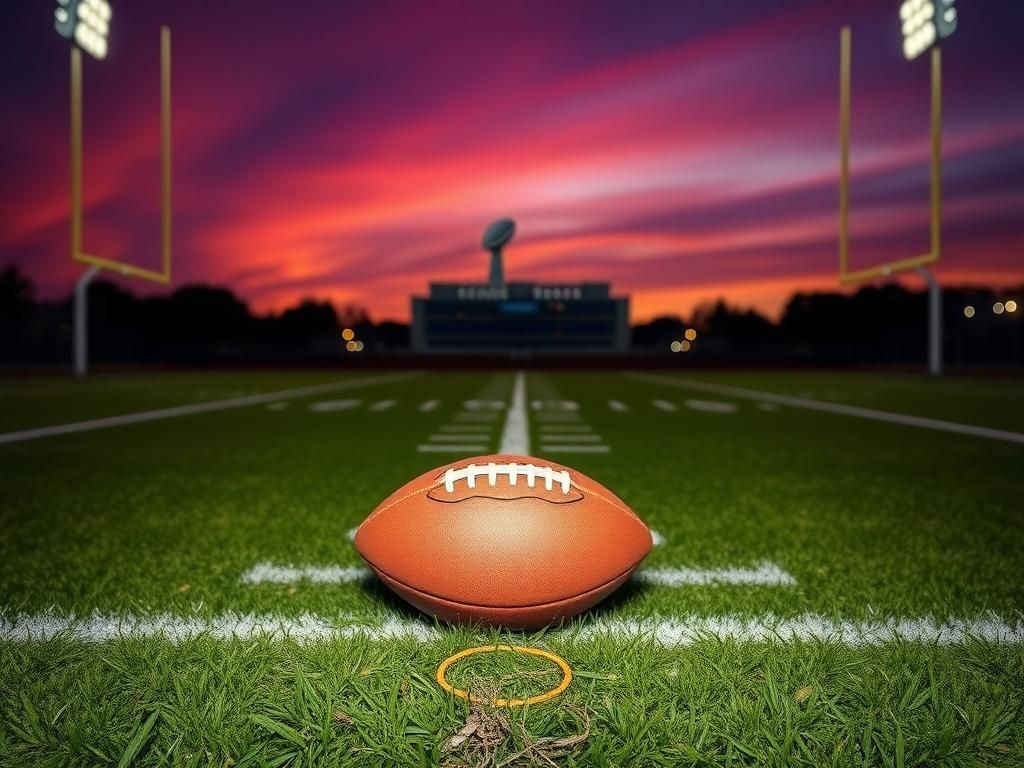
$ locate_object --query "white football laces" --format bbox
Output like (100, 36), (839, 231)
(442, 462), (571, 495)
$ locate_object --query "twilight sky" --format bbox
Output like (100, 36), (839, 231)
(2, 0), (1022, 322)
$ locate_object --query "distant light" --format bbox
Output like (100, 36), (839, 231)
(342, 328), (355, 341)
(55, 0), (111, 60)
(354, 341), (364, 352)
(993, 302), (1005, 315)
(901, 0), (954, 61)
(963, 305), (975, 318)
(670, 341), (681, 353)
(1006, 300), (1018, 313)
(680, 340), (691, 352)
(345, 340), (357, 352)
(684, 328), (697, 341)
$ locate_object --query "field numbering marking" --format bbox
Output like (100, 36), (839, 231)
(627, 373), (1024, 445)
(0, 373), (419, 446)
(5, 611), (1022, 646)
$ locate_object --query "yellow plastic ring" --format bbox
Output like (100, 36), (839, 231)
(435, 644), (572, 708)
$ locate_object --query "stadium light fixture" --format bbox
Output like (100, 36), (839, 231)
(1005, 300), (1018, 313)
(55, 0), (112, 61)
(901, 0), (957, 61)
(680, 340), (691, 352)
(342, 328), (355, 341)
(684, 328), (697, 341)
(993, 302), (1005, 315)
(963, 305), (975, 318)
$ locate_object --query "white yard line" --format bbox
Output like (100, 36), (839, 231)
(652, 399), (678, 412)
(240, 564), (370, 584)
(684, 399), (737, 414)
(4, 611), (1021, 646)
(0, 373), (419, 446)
(369, 400), (397, 412)
(636, 562), (796, 587)
(310, 399), (362, 412)
(415, 442), (487, 454)
(498, 371), (530, 455)
(650, 529), (665, 547)
(627, 373), (1024, 445)
(419, 400), (441, 412)
(608, 400), (629, 412)
(538, 425), (592, 433)
(428, 434), (493, 442)
(540, 444), (610, 454)
(537, 434), (602, 442)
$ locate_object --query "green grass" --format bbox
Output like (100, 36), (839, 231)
(1, 369), (1023, 766)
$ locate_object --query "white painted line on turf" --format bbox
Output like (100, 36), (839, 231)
(267, 402), (290, 411)
(419, 400), (441, 412)
(684, 399), (737, 414)
(455, 413), (501, 422)
(537, 434), (602, 442)
(653, 400), (678, 412)
(626, 373), (1024, 445)
(608, 400), (629, 412)
(346, 528), (358, 541)
(541, 444), (610, 454)
(241, 563), (370, 584)
(636, 562), (796, 587)
(310, 399), (362, 413)
(417, 444), (488, 453)
(757, 402), (779, 412)
(0, 373), (420, 446)
(4, 611), (1023, 646)
(539, 425), (591, 433)
(440, 424), (492, 433)
(498, 371), (530, 455)
(650, 529), (665, 547)
(369, 400), (397, 411)
(429, 434), (493, 442)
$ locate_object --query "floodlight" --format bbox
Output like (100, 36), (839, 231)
(55, 0), (111, 60)
(684, 328), (697, 341)
(901, 0), (956, 61)
(963, 305), (975, 318)
(993, 302), (1005, 315)
(1006, 300), (1018, 313)
(670, 341), (681, 353)
(342, 328), (355, 341)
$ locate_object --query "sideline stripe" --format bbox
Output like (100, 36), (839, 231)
(627, 373), (1024, 445)
(241, 564), (370, 584)
(636, 562), (796, 587)
(498, 371), (530, 455)
(0, 373), (419, 446)
(4, 612), (1021, 646)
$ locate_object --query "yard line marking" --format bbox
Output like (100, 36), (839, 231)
(440, 424), (492, 433)
(539, 425), (591, 433)
(626, 373), (1024, 445)
(608, 400), (629, 412)
(650, 529), (665, 547)
(0, 373), (419, 446)
(684, 399), (737, 414)
(369, 400), (397, 411)
(346, 528), (358, 541)
(537, 434), (602, 442)
(652, 400), (678, 412)
(310, 399), (362, 413)
(455, 413), (501, 422)
(267, 402), (290, 411)
(419, 400), (441, 412)
(541, 444), (610, 454)
(535, 413), (581, 421)
(4, 612), (1022, 646)
(240, 563), (370, 584)
(498, 371), (530, 455)
(417, 444), (488, 453)
(429, 434), (493, 442)
(635, 562), (796, 587)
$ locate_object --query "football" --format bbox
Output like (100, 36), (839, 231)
(354, 454), (652, 629)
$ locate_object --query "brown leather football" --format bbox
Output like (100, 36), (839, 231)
(354, 454), (651, 629)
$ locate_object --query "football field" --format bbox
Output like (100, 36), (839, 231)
(1, 369), (1023, 766)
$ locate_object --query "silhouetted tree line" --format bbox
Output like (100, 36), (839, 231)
(632, 283), (1023, 365)
(2, 264), (1020, 365)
